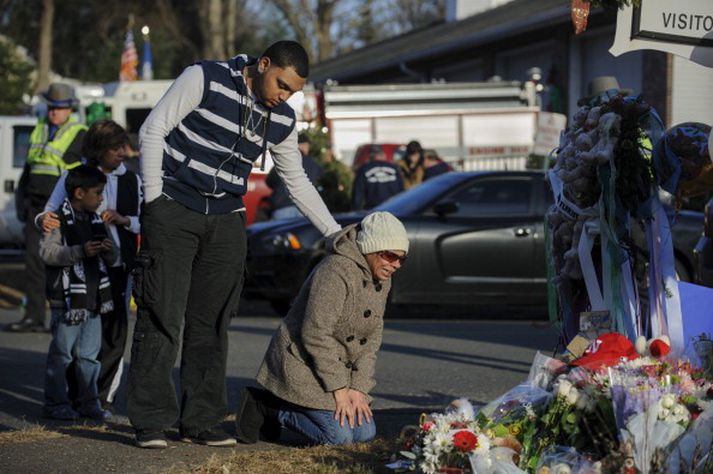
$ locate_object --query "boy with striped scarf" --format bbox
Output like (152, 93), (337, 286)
(40, 165), (118, 421)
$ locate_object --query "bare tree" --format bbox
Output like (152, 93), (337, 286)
(270, 0), (340, 62)
(35, 0), (53, 93)
(383, 0), (445, 32)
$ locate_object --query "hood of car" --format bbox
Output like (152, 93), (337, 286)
(247, 211), (368, 238)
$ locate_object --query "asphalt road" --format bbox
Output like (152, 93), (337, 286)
(0, 261), (558, 472)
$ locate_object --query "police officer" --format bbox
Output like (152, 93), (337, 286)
(11, 83), (87, 332)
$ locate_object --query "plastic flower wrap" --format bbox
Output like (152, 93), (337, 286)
(607, 359), (713, 473)
(666, 405), (713, 473)
(527, 351), (569, 391)
(535, 445), (600, 474)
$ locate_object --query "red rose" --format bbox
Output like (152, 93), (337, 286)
(452, 430), (478, 452)
(421, 421), (434, 432)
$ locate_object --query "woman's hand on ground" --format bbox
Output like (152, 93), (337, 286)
(348, 389), (372, 426)
(333, 388), (355, 428)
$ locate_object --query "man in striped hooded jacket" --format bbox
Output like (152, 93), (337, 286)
(128, 41), (341, 449)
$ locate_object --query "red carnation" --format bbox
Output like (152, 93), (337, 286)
(421, 421), (434, 432)
(452, 430), (478, 452)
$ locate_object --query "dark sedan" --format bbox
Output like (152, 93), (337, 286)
(243, 171), (703, 315)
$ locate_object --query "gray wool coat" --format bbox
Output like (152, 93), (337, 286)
(256, 224), (390, 411)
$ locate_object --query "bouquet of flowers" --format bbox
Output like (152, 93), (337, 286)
(608, 358), (713, 473)
(391, 398), (522, 474)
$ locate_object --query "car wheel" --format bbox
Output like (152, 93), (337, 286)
(270, 298), (291, 316)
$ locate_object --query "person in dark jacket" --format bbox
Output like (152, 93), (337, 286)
(267, 133), (324, 220)
(351, 145), (404, 210)
(423, 150), (453, 181)
(11, 83), (87, 333)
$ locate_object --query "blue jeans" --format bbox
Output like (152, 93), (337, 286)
(278, 405), (376, 445)
(44, 310), (102, 411)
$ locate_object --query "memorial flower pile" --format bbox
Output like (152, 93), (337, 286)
(388, 336), (713, 474)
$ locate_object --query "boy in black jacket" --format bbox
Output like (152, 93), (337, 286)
(40, 165), (117, 421)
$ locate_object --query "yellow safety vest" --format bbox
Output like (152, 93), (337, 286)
(27, 119), (87, 176)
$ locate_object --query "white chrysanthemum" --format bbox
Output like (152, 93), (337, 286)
(435, 421), (451, 434)
(420, 460), (437, 474)
(431, 432), (452, 453)
(474, 433), (491, 456)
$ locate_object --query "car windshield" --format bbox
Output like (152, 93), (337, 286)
(374, 173), (466, 215)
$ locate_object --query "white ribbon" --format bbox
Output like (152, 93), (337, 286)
(578, 220), (606, 311)
(579, 218), (640, 339)
(648, 200), (684, 356)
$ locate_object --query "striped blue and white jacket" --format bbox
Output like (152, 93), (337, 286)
(161, 55), (295, 214)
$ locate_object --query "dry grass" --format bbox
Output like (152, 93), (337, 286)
(169, 438), (398, 474)
(0, 423), (66, 444)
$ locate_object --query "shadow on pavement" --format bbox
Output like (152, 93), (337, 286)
(380, 342), (532, 373)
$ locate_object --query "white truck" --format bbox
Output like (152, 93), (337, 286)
(320, 81), (566, 170)
(0, 115), (36, 248)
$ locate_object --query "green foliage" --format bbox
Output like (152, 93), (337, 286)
(301, 125), (353, 212)
(0, 1), (445, 85)
(0, 36), (34, 114)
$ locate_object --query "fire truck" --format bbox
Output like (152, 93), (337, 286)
(319, 80), (565, 171)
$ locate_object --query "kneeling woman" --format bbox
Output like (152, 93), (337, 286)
(237, 211), (409, 445)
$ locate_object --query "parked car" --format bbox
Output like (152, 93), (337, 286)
(243, 171), (703, 315)
(694, 196), (713, 287)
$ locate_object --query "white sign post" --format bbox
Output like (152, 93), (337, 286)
(610, 0), (713, 68)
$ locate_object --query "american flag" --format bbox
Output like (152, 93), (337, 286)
(120, 30), (139, 82)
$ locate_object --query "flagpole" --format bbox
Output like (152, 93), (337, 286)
(141, 25), (153, 81)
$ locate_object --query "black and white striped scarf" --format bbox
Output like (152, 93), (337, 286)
(59, 199), (114, 324)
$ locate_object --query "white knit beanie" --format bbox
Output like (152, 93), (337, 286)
(356, 212), (409, 254)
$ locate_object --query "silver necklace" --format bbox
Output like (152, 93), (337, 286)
(243, 90), (264, 137)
